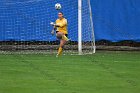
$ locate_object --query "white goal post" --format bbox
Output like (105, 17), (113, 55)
(78, 0), (96, 54)
(78, 0), (82, 55)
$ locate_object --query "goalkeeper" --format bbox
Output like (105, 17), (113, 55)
(50, 12), (69, 57)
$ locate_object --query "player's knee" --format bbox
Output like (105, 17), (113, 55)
(56, 33), (62, 39)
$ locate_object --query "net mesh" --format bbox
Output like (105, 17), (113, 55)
(0, 0), (95, 54)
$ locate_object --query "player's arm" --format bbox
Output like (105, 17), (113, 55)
(51, 26), (57, 35)
(50, 20), (57, 35)
(50, 19), (67, 27)
(50, 22), (61, 27)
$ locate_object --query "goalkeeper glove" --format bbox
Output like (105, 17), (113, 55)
(50, 22), (56, 26)
(50, 22), (60, 27)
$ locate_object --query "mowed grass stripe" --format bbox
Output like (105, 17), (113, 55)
(0, 51), (139, 93)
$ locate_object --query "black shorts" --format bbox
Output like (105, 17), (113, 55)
(56, 31), (68, 37)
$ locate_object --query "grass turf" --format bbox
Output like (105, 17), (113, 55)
(0, 51), (140, 93)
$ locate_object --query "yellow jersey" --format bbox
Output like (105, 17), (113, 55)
(55, 18), (68, 34)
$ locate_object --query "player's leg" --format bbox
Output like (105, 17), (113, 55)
(56, 32), (69, 41)
(57, 39), (66, 56)
(56, 32), (67, 56)
(62, 34), (69, 41)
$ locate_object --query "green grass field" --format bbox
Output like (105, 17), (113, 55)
(0, 51), (140, 93)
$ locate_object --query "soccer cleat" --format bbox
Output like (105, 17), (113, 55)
(56, 52), (62, 57)
(56, 54), (59, 58)
(67, 38), (71, 42)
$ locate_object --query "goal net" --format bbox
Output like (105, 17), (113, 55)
(0, 0), (95, 54)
